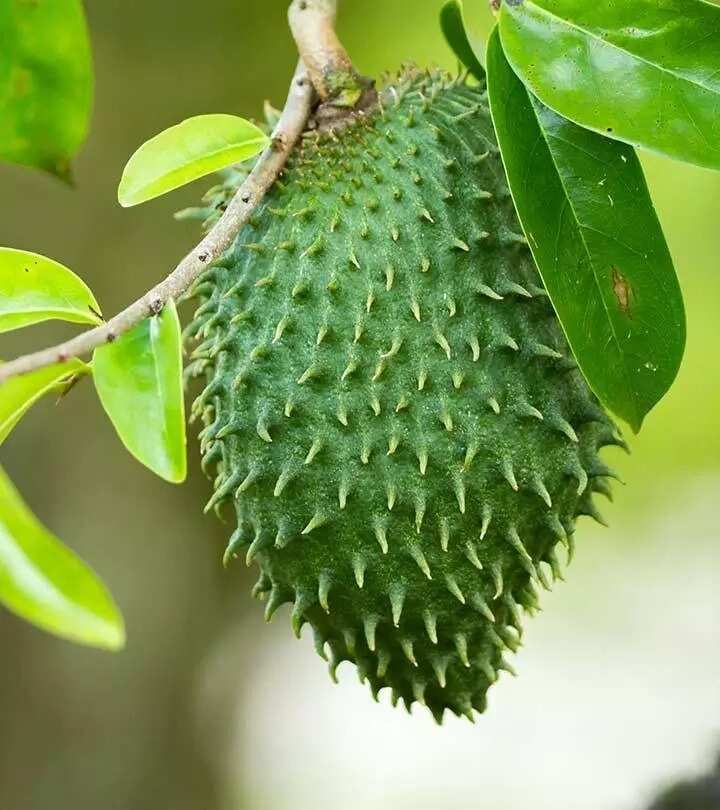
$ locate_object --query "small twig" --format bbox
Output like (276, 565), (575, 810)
(0, 66), (316, 384)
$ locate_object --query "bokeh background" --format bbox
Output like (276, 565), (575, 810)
(1, 1), (719, 808)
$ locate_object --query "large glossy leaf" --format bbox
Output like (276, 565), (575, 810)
(486, 29), (685, 432)
(440, 1), (485, 81)
(0, 248), (102, 334)
(93, 299), (186, 482)
(0, 358), (88, 444)
(118, 114), (269, 207)
(0, 466), (124, 650)
(499, 0), (720, 171)
(0, 0), (93, 177)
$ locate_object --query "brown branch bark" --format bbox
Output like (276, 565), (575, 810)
(0, 1), (360, 384)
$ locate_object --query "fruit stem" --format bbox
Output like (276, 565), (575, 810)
(288, 0), (376, 111)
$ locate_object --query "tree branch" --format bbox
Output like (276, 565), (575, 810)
(0, 1), (362, 384)
(0, 63), (313, 383)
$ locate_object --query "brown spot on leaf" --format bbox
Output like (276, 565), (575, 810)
(612, 267), (632, 316)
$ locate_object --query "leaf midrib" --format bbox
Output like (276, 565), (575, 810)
(148, 316), (171, 466)
(148, 307), (183, 480)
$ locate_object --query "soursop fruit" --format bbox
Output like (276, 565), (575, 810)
(185, 68), (623, 722)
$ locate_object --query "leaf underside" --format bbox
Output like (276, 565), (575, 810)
(93, 300), (187, 482)
(0, 359), (88, 445)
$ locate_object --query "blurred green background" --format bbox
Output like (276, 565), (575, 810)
(1, 1), (719, 808)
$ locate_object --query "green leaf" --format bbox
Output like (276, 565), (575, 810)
(93, 300), (186, 482)
(118, 114), (270, 207)
(440, 0), (485, 81)
(0, 466), (125, 650)
(499, 0), (720, 171)
(0, 0), (93, 177)
(486, 28), (685, 432)
(0, 359), (89, 444)
(0, 248), (102, 334)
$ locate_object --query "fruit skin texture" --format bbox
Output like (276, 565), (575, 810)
(186, 69), (622, 722)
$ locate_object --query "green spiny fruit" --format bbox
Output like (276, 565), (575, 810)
(185, 68), (623, 723)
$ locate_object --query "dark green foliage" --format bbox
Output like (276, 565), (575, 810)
(186, 69), (622, 722)
(486, 29), (685, 434)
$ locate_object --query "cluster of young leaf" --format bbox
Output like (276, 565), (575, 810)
(442, 0), (710, 433)
(0, 0), (269, 649)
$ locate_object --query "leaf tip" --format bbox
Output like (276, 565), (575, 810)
(101, 616), (127, 652)
(54, 161), (75, 186)
(164, 464), (188, 485)
(117, 182), (136, 209)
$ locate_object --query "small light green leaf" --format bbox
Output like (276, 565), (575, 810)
(0, 0), (93, 177)
(0, 359), (89, 444)
(487, 28), (686, 432)
(118, 114), (270, 207)
(499, 0), (720, 171)
(440, 0), (485, 81)
(0, 248), (102, 334)
(93, 299), (186, 482)
(0, 466), (125, 650)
